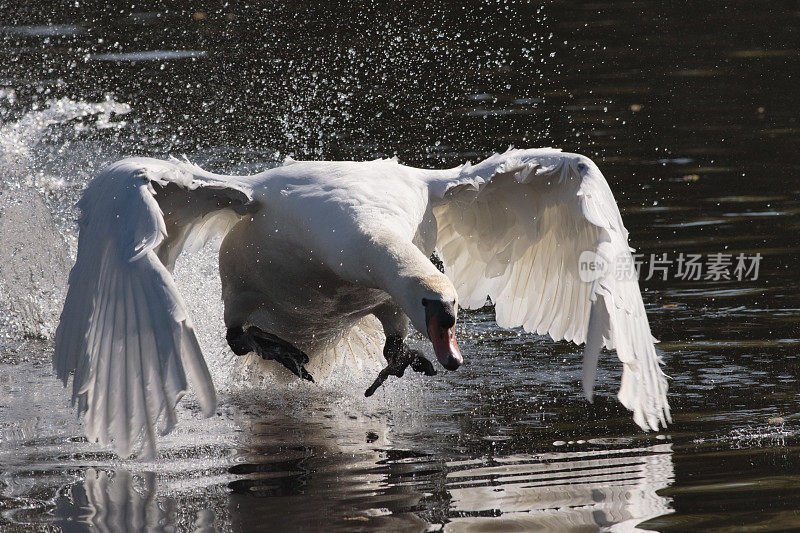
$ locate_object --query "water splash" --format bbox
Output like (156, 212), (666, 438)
(0, 96), (129, 185)
(728, 424), (795, 449)
(0, 97), (130, 339)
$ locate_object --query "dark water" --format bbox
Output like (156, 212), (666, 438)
(1, 1), (798, 531)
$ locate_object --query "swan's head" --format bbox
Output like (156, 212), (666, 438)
(413, 275), (463, 371)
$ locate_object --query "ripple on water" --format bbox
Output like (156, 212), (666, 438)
(89, 50), (207, 62)
(0, 24), (86, 36)
(443, 444), (673, 531)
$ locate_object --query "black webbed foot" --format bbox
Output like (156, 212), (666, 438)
(365, 335), (436, 397)
(227, 326), (314, 382)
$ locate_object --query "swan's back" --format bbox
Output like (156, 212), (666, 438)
(254, 158), (433, 240)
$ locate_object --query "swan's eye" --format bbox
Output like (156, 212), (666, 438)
(421, 298), (429, 306)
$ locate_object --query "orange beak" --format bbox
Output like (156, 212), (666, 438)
(427, 314), (463, 370)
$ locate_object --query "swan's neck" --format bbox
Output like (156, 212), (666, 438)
(365, 229), (451, 334)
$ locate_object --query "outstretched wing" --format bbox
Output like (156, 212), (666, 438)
(429, 148), (670, 431)
(54, 157), (257, 457)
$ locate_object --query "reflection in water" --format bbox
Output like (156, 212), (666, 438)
(445, 445), (673, 532)
(54, 469), (189, 532)
(224, 390), (436, 531)
(38, 390), (674, 532)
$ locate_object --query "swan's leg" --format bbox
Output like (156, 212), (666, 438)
(365, 302), (436, 397)
(226, 325), (314, 382)
(220, 286), (314, 382)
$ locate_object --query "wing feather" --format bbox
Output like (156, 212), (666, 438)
(430, 148), (670, 431)
(54, 157), (257, 457)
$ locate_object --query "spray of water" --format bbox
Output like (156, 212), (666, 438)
(0, 97), (130, 340)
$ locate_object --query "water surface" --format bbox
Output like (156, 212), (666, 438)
(1, 1), (798, 531)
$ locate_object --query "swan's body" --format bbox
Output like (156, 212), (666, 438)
(218, 158), (440, 356)
(55, 148), (670, 457)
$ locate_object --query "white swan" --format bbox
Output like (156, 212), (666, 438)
(54, 148), (670, 457)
